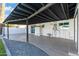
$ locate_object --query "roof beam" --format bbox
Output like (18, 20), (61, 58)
(60, 3), (67, 19)
(21, 3), (36, 11)
(21, 3), (48, 20)
(27, 3), (54, 19)
(70, 7), (75, 11)
(17, 6), (32, 14)
(74, 4), (78, 18)
(66, 4), (69, 18)
(15, 4), (53, 21)
(24, 3), (54, 21)
(39, 13), (54, 20)
(13, 11), (28, 17)
(69, 4), (75, 7)
(36, 15), (52, 22)
(41, 3), (45, 6)
(5, 3), (54, 23)
(35, 3), (54, 21)
(10, 14), (24, 18)
(41, 3), (60, 20)
(47, 9), (60, 20)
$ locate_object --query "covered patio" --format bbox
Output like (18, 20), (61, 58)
(3, 3), (79, 56)
(5, 33), (76, 55)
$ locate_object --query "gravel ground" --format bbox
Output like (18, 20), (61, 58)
(4, 39), (48, 56)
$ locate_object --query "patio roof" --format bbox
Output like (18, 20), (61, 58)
(4, 3), (77, 25)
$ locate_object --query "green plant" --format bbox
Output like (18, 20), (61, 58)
(0, 39), (7, 56)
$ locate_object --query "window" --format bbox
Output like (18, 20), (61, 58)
(63, 22), (69, 25)
(59, 22), (69, 26)
(59, 23), (63, 26)
(59, 22), (69, 29)
(31, 26), (35, 33)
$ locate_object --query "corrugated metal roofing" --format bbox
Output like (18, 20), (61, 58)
(4, 3), (77, 24)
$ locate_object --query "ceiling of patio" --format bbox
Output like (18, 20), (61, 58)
(4, 3), (77, 25)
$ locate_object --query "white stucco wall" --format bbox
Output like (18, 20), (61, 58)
(29, 18), (75, 40)
(3, 18), (75, 40)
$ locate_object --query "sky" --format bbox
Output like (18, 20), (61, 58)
(5, 3), (17, 19)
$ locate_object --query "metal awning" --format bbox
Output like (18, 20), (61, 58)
(4, 3), (77, 25)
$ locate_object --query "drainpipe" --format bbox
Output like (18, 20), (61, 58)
(26, 20), (29, 42)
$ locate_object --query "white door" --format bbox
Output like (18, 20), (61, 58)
(35, 27), (42, 36)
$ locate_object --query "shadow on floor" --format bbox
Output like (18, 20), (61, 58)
(4, 39), (48, 56)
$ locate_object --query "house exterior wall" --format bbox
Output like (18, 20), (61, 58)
(29, 18), (74, 40)
(3, 18), (75, 41)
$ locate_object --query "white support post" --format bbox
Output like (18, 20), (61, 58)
(77, 3), (79, 54)
(2, 24), (5, 37)
(7, 24), (9, 40)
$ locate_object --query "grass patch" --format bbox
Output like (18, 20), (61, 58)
(0, 39), (7, 56)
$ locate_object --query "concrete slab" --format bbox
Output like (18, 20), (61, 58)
(4, 39), (48, 56)
(8, 34), (77, 56)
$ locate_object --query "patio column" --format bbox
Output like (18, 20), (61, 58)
(77, 4), (79, 54)
(26, 20), (29, 42)
(7, 23), (9, 40)
(3, 24), (5, 37)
